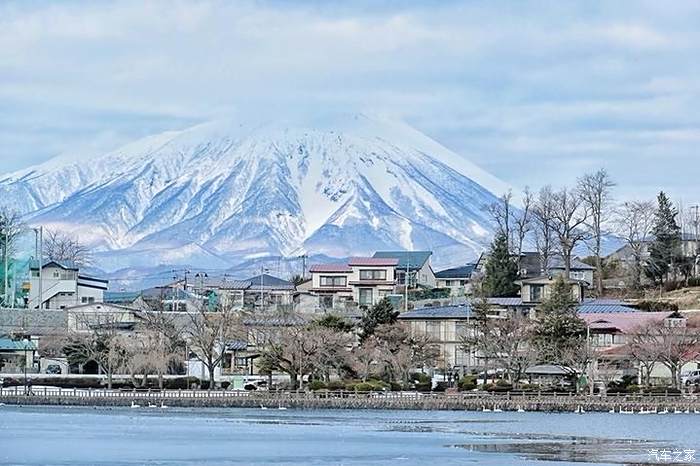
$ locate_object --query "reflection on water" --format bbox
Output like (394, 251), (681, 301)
(1, 406), (698, 465)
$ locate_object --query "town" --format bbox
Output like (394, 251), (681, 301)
(1, 175), (699, 405)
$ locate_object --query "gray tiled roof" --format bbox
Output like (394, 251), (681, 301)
(486, 297), (525, 306)
(0, 309), (68, 335)
(398, 305), (472, 319)
(243, 274), (295, 290)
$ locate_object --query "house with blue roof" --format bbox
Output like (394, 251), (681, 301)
(398, 304), (475, 370)
(434, 263), (477, 296)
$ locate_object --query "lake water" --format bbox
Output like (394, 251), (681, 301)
(1, 405), (699, 465)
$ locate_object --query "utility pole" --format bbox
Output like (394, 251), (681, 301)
(299, 254), (308, 280)
(33, 227), (43, 310)
(692, 205), (700, 277)
(3, 227), (8, 307)
(404, 257), (410, 313)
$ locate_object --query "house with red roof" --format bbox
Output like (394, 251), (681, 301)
(309, 257), (399, 308)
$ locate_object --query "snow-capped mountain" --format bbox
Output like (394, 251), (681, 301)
(0, 113), (507, 278)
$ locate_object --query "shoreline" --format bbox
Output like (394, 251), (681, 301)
(3, 391), (700, 413)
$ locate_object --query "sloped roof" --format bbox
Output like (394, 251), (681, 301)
(104, 291), (141, 304)
(0, 337), (37, 351)
(348, 257), (399, 267)
(398, 305), (472, 319)
(309, 264), (352, 273)
(243, 274), (295, 290)
(580, 311), (673, 333)
(29, 259), (79, 271)
(0, 309), (68, 335)
(435, 264), (476, 279)
(486, 297), (525, 306)
(578, 304), (636, 313)
(373, 251), (432, 270)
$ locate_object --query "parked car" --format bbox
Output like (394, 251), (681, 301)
(45, 364), (62, 375)
(681, 370), (700, 386)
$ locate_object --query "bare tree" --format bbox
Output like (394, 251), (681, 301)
(0, 207), (24, 256)
(627, 322), (661, 386)
(628, 318), (700, 388)
(532, 186), (557, 274)
(578, 169), (616, 295)
(186, 303), (244, 390)
(462, 310), (536, 384)
(613, 200), (656, 290)
(351, 336), (382, 382)
(512, 187), (534, 261)
(550, 187), (590, 276)
(256, 321), (329, 389)
(44, 229), (91, 266)
(66, 311), (132, 389)
(487, 191), (513, 246)
(374, 323), (438, 385)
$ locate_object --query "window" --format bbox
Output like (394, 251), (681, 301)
(81, 297), (88, 304)
(31, 271), (39, 278)
(320, 276), (346, 287)
(456, 322), (470, 339)
(358, 288), (373, 306)
(426, 322), (442, 340)
(455, 348), (470, 367)
(359, 270), (386, 281)
(530, 285), (544, 302)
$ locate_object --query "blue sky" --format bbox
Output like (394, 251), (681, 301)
(1, 0), (699, 201)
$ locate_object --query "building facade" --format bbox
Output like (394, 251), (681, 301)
(29, 261), (108, 310)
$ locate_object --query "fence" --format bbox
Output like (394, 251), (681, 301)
(2, 387), (700, 412)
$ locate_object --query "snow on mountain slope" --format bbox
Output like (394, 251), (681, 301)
(0, 113), (507, 272)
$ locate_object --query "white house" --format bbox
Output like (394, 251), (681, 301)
(309, 257), (398, 308)
(29, 260), (108, 310)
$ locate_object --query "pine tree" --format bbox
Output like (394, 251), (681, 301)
(645, 192), (681, 284)
(531, 276), (587, 366)
(483, 232), (519, 297)
(359, 298), (398, 340)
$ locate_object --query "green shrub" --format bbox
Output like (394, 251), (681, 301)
(433, 382), (449, 392)
(517, 384), (539, 391)
(326, 380), (346, 391)
(368, 380), (390, 391)
(308, 380), (327, 391)
(354, 382), (374, 392)
(458, 375), (477, 391)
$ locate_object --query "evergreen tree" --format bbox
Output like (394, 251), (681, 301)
(359, 298), (398, 340)
(483, 232), (519, 297)
(314, 313), (355, 333)
(531, 276), (587, 367)
(645, 192), (681, 284)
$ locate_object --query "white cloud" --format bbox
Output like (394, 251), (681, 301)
(0, 0), (699, 201)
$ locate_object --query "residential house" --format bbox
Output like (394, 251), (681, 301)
(518, 252), (595, 286)
(373, 251), (435, 288)
(171, 274), (296, 311)
(434, 264), (477, 296)
(28, 260), (108, 310)
(398, 305), (474, 371)
(519, 276), (586, 306)
(0, 335), (37, 374)
(309, 257), (398, 308)
(608, 232), (700, 277)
